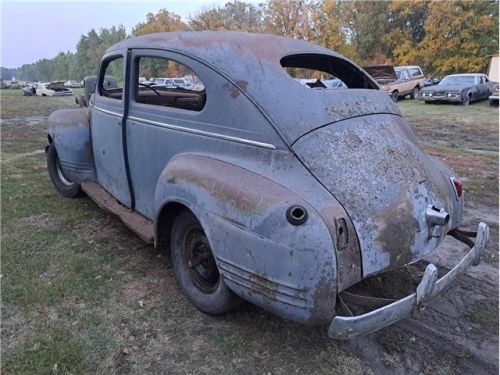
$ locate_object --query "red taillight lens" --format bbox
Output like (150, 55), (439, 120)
(451, 177), (462, 199)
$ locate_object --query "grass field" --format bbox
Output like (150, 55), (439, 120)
(1, 90), (498, 374)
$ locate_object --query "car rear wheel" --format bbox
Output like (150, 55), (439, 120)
(46, 143), (81, 198)
(410, 86), (420, 99)
(171, 209), (241, 314)
(391, 91), (399, 102)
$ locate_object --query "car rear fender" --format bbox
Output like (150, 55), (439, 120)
(153, 153), (338, 325)
(47, 108), (96, 183)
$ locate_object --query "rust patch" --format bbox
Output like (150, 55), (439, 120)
(320, 205), (363, 291)
(222, 82), (240, 98)
(308, 275), (336, 325)
(164, 155), (298, 216)
(235, 80), (248, 91)
(373, 187), (420, 271)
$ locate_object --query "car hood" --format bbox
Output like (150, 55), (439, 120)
(293, 114), (457, 277)
(422, 84), (469, 93)
(363, 65), (397, 83)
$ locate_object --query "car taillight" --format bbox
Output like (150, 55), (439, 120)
(450, 177), (462, 199)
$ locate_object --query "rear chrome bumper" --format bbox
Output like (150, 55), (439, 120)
(328, 222), (489, 339)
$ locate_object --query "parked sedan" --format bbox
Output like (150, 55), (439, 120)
(36, 81), (73, 96)
(419, 73), (494, 105)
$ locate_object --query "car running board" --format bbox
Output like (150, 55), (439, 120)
(81, 181), (154, 244)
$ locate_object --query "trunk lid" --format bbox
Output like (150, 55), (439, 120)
(293, 114), (454, 277)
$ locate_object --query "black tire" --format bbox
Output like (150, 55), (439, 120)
(424, 100), (430, 104)
(171, 210), (241, 314)
(391, 91), (399, 102)
(410, 86), (420, 99)
(46, 143), (81, 198)
(461, 94), (470, 106)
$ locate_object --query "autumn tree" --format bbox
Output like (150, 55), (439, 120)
(133, 9), (187, 35)
(264, 0), (323, 41)
(318, 1), (359, 60)
(189, 1), (264, 32)
(416, 0), (498, 75)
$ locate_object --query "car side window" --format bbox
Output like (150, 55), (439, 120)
(409, 68), (422, 77)
(479, 76), (484, 84)
(99, 56), (124, 100)
(401, 70), (410, 80)
(135, 56), (206, 112)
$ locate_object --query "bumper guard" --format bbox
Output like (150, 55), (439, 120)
(328, 222), (489, 339)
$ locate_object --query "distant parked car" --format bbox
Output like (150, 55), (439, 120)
(21, 84), (36, 96)
(9, 80), (21, 89)
(150, 77), (175, 88)
(36, 81), (73, 96)
(363, 65), (425, 102)
(489, 84), (499, 105)
(424, 77), (441, 86)
(419, 73), (495, 105)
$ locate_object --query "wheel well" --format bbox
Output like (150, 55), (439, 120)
(156, 202), (190, 251)
(47, 134), (53, 144)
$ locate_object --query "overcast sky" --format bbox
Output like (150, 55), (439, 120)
(1, 0), (260, 68)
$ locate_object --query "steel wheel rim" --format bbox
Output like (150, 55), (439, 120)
(56, 158), (73, 186)
(182, 228), (219, 293)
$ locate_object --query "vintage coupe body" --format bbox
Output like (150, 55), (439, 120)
(46, 32), (489, 339)
(419, 73), (494, 105)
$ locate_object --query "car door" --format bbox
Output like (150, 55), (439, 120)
(471, 75), (483, 100)
(125, 49), (280, 219)
(481, 75), (491, 98)
(90, 52), (133, 207)
(400, 69), (411, 94)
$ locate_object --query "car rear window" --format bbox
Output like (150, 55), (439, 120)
(135, 56), (206, 112)
(281, 54), (377, 90)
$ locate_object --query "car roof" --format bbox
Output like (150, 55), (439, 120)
(445, 73), (481, 77)
(106, 32), (395, 143)
(395, 66), (421, 70)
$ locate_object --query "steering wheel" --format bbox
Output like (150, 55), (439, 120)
(138, 82), (161, 96)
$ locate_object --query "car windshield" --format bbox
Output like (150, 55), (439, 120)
(439, 76), (476, 85)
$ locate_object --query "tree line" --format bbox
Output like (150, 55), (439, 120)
(2, 0), (498, 82)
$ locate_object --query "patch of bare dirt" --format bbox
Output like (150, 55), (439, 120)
(343, 201), (499, 374)
(15, 213), (61, 228)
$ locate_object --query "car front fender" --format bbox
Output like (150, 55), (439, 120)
(47, 108), (96, 183)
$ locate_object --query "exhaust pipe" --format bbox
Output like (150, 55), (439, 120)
(426, 205), (450, 226)
(426, 205), (450, 238)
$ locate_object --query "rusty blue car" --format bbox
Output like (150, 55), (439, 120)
(46, 32), (489, 339)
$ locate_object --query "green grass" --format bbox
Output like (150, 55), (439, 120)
(1, 93), (498, 374)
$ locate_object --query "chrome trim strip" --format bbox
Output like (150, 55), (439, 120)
(128, 115), (276, 150)
(90, 103), (122, 118)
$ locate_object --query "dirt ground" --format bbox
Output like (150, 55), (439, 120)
(1, 90), (498, 374)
